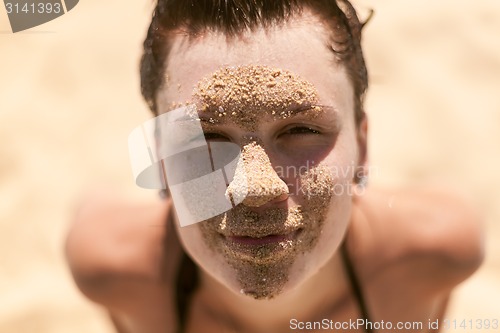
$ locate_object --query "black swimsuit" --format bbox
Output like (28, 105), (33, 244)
(340, 240), (374, 333)
(174, 240), (373, 333)
(175, 251), (199, 333)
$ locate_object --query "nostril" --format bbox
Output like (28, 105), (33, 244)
(241, 188), (288, 207)
(272, 193), (289, 203)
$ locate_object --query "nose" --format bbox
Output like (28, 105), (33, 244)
(226, 142), (289, 207)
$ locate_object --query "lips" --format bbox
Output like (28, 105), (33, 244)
(227, 229), (301, 246)
(215, 209), (305, 238)
(216, 228), (303, 262)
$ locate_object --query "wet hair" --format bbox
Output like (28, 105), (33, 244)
(140, 0), (369, 126)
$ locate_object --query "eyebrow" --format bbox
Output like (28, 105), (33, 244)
(197, 104), (339, 123)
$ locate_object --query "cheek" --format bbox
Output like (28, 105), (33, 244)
(175, 224), (200, 257)
(291, 162), (353, 275)
(315, 145), (358, 238)
(295, 159), (354, 237)
(288, 143), (358, 204)
(292, 137), (357, 259)
(175, 224), (215, 268)
(175, 222), (243, 289)
(277, 122), (360, 197)
(317, 187), (353, 247)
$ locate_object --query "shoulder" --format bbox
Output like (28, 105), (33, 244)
(350, 186), (484, 293)
(65, 189), (180, 306)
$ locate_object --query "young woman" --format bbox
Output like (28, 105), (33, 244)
(65, 1), (484, 332)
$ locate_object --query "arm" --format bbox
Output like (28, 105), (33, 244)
(351, 186), (485, 323)
(358, 186), (485, 287)
(64, 191), (180, 333)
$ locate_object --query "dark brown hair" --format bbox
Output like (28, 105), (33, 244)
(140, 0), (368, 125)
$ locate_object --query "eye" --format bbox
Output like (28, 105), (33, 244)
(282, 126), (321, 136)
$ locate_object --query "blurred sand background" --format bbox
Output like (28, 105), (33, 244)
(0, 0), (499, 332)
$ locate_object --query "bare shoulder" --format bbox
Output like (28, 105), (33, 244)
(65, 189), (179, 306)
(350, 185), (485, 293)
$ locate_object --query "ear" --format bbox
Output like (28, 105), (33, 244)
(154, 121), (170, 197)
(355, 113), (368, 183)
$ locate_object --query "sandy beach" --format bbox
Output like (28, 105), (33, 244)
(0, 0), (499, 332)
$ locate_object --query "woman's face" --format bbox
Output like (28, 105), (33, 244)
(157, 12), (366, 299)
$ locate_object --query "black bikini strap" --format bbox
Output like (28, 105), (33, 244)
(175, 252), (199, 333)
(167, 198), (198, 333)
(340, 240), (374, 333)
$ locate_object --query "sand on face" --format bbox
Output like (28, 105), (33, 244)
(1, 0), (499, 331)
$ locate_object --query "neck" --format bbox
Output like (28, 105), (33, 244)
(197, 250), (350, 332)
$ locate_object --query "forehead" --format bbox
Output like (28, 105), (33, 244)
(158, 12), (353, 116)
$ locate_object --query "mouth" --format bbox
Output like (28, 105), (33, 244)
(206, 206), (307, 259)
(225, 229), (303, 246)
